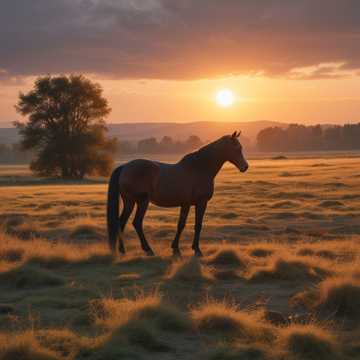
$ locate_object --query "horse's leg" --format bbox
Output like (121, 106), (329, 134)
(118, 198), (135, 254)
(171, 205), (190, 257)
(192, 201), (207, 257)
(132, 198), (155, 256)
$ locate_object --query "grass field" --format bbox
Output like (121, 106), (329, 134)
(0, 156), (359, 359)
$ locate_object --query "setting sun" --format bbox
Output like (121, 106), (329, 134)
(216, 88), (235, 107)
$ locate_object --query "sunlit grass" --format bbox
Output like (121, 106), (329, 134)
(0, 156), (359, 358)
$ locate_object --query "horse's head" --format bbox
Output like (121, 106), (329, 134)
(221, 131), (249, 173)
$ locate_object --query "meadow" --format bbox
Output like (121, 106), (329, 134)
(0, 155), (359, 359)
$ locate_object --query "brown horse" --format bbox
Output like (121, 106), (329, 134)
(107, 131), (249, 257)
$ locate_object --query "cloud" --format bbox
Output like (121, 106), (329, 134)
(1, 0), (360, 80)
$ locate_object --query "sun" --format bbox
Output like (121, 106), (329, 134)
(216, 88), (235, 107)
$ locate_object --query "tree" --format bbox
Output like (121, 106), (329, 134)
(15, 75), (115, 178)
(185, 135), (202, 151)
(160, 136), (173, 149)
(137, 137), (159, 153)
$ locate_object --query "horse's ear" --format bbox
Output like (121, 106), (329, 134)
(237, 131), (241, 138)
(231, 131), (237, 138)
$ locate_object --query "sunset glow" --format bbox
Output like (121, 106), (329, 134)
(1, 1), (360, 125)
(216, 89), (235, 107)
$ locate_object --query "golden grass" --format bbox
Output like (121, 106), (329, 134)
(316, 277), (360, 319)
(248, 255), (331, 282)
(207, 246), (249, 268)
(166, 257), (213, 282)
(0, 231), (110, 267)
(295, 239), (358, 262)
(0, 157), (359, 358)
(68, 216), (104, 241)
(191, 300), (274, 342)
(245, 243), (280, 259)
(291, 276), (360, 324)
(88, 292), (190, 354)
(36, 329), (93, 359)
(0, 264), (65, 289)
(90, 292), (160, 329)
(90, 291), (191, 332)
(0, 331), (59, 360)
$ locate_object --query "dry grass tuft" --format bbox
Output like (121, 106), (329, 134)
(248, 256), (330, 282)
(245, 243), (280, 259)
(36, 329), (92, 359)
(0, 331), (59, 360)
(167, 257), (213, 282)
(90, 293), (160, 329)
(280, 324), (337, 360)
(316, 277), (360, 320)
(291, 276), (360, 323)
(98, 321), (171, 354)
(0, 264), (65, 289)
(207, 247), (248, 268)
(295, 240), (357, 262)
(69, 217), (103, 241)
(0, 231), (110, 268)
(115, 320), (172, 352)
(89, 292), (188, 353)
(90, 292), (191, 332)
(191, 300), (274, 341)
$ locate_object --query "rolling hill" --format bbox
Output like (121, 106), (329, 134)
(0, 120), (286, 146)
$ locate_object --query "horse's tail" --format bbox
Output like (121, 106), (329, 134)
(107, 166), (123, 253)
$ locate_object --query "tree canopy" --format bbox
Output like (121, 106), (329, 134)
(15, 75), (116, 178)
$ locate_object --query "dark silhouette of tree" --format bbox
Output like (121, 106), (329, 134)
(15, 75), (115, 178)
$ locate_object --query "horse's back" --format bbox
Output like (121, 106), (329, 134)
(118, 158), (212, 206)
(152, 161), (201, 206)
(118, 159), (161, 200)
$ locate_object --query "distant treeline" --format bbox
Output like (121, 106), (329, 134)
(0, 135), (203, 163)
(257, 123), (360, 152)
(2, 124), (359, 164)
(117, 135), (203, 154)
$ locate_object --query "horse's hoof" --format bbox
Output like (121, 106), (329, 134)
(194, 250), (203, 257)
(172, 249), (182, 258)
(145, 249), (155, 257)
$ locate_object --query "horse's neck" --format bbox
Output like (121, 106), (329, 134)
(208, 150), (226, 178)
(185, 143), (226, 179)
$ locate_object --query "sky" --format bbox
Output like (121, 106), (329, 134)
(1, 0), (360, 125)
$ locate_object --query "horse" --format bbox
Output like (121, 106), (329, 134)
(107, 131), (249, 257)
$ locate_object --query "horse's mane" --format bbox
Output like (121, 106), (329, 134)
(179, 137), (225, 168)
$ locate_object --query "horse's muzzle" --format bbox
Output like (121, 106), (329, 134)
(240, 163), (249, 173)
